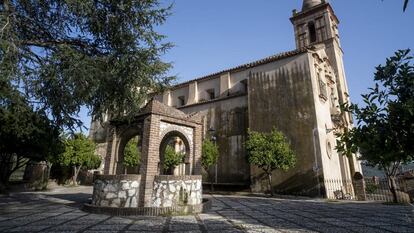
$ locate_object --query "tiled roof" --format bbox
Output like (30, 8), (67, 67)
(172, 47), (309, 89)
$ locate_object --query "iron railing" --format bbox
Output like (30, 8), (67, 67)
(364, 177), (411, 203)
(324, 179), (354, 200)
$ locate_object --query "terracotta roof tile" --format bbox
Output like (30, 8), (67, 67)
(171, 48), (309, 89)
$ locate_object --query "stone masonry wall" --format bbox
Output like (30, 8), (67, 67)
(151, 175), (202, 208)
(92, 175), (141, 208)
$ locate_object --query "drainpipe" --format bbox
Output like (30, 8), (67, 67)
(312, 128), (322, 197)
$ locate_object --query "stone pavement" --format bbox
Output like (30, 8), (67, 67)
(0, 186), (413, 233)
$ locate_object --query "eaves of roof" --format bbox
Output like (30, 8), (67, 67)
(170, 47), (310, 90)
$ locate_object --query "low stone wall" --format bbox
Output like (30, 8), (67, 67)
(151, 175), (202, 208)
(83, 198), (212, 216)
(92, 174), (140, 208)
(23, 161), (50, 191)
(404, 177), (414, 202)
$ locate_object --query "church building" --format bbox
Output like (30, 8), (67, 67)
(90, 0), (362, 198)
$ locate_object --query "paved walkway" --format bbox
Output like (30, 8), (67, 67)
(0, 186), (413, 233)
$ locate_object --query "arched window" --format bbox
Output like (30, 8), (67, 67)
(308, 22), (317, 43)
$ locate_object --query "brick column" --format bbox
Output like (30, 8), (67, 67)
(138, 115), (161, 207)
(192, 125), (202, 175)
(104, 126), (119, 175)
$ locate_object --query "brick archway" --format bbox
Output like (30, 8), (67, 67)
(115, 125), (143, 175)
(102, 99), (203, 207)
(159, 130), (192, 175)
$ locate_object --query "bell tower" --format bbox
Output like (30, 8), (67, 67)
(291, 0), (340, 49)
(290, 0), (349, 113)
(291, 0), (361, 179)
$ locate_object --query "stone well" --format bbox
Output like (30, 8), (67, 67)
(92, 174), (140, 208)
(85, 100), (210, 216)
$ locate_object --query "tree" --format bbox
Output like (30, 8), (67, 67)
(201, 138), (219, 190)
(337, 49), (414, 203)
(58, 134), (101, 185)
(163, 145), (185, 174)
(0, 81), (63, 192)
(245, 129), (296, 196)
(0, 0), (173, 131)
(123, 137), (141, 174)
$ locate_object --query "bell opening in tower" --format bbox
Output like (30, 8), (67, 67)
(308, 22), (317, 43)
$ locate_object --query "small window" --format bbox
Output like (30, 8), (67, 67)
(308, 22), (317, 43)
(177, 96), (185, 107)
(241, 79), (248, 93)
(206, 89), (215, 100)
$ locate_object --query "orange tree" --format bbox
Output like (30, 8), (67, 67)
(58, 134), (101, 185)
(245, 128), (296, 196)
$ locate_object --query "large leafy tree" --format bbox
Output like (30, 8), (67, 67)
(0, 81), (63, 191)
(0, 0), (173, 131)
(245, 129), (296, 196)
(337, 50), (414, 203)
(58, 133), (101, 185)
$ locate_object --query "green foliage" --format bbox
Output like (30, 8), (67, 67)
(0, 81), (63, 189)
(0, 82), (63, 160)
(245, 129), (296, 175)
(58, 134), (101, 169)
(201, 138), (219, 171)
(123, 137), (141, 168)
(337, 50), (414, 175)
(0, 0), (174, 130)
(163, 145), (185, 173)
(336, 50), (414, 202)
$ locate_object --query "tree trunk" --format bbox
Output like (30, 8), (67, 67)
(0, 155), (13, 192)
(388, 175), (399, 203)
(210, 171), (214, 192)
(347, 155), (356, 181)
(268, 172), (274, 197)
(0, 165), (11, 193)
(72, 166), (81, 186)
(44, 162), (52, 189)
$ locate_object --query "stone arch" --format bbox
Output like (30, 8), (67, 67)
(158, 130), (192, 175)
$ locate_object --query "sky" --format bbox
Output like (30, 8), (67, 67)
(79, 0), (414, 132)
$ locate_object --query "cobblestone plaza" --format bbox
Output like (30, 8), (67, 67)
(0, 186), (413, 233)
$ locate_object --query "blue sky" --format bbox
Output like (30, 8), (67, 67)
(79, 0), (414, 131)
